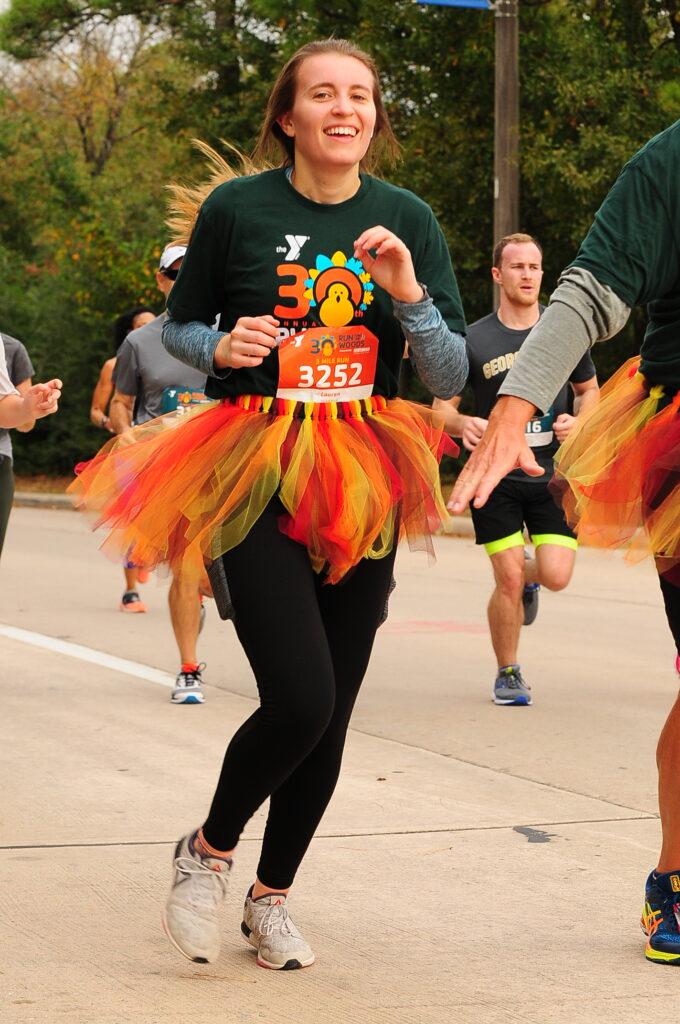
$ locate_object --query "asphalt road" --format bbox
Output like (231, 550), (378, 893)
(0, 505), (676, 1023)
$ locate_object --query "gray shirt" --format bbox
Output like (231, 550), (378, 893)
(113, 313), (207, 424)
(0, 333), (34, 460)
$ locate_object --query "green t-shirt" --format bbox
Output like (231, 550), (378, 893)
(167, 169), (465, 400)
(571, 119), (680, 387)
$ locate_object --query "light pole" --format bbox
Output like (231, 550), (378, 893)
(493, 0), (520, 243)
(417, 0), (520, 237)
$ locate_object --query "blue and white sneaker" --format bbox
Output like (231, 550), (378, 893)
(493, 665), (532, 706)
(641, 870), (680, 965)
(171, 663), (205, 704)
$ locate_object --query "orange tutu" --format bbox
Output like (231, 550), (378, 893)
(68, 395), (458, 585)
(551, 357), (680, 580)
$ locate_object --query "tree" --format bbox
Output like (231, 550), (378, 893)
(0, 0), (677, 473)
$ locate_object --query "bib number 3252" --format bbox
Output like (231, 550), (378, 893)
(276, 325), (379, 403)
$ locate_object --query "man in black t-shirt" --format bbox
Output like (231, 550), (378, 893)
(434, 234), (598, 706)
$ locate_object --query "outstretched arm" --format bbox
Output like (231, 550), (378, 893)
(450, 267), (629, 513)
(447, 396), (543, 512)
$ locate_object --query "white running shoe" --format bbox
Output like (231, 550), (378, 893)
(162, 833), (231, 963)
(171, 664), (205, 704)
(241, 887), (315, 970)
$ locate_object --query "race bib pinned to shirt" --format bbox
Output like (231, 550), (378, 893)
(276, 325), (379, 403)
(525, 406), (555, 447)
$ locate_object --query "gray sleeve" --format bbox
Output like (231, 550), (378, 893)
(392, 289), (468, 399)
(162, 318), (232, 380)
(0, 338), (19, 398)
(10, 341), (34, 385)
(498, 266), (630, 413)
(111, 338), (140, 396)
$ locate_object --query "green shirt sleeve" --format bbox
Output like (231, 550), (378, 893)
(411, 208), (466, 336)
(572, 159), (678, 308)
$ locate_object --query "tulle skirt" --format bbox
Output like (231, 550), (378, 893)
(551, 357), (680, 581)
(68, 394), (457, 586)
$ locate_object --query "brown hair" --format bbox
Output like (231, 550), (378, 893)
(492, 233), (543, 268)
(165, 139), (269, 245)
(252, 39), (400, 173)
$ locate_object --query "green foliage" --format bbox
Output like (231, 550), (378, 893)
(0, 0), (677, 473)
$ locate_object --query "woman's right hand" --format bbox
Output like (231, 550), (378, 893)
(214, 315), (280, 369)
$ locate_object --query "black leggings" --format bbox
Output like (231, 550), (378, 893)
(202, 501), (396, 890)
(659, 572), (680, 656)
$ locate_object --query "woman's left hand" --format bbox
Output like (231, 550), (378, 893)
(353, 226), (424, 304)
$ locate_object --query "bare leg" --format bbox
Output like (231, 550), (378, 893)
(488, 546), (525, 667)
(656, 695), (680, 871)
(655, 568), (680, 872)
(124, 567), (138, 590)
(534, 543), (576, 591)
(168, 572), (201, 664)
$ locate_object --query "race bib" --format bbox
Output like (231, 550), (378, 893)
(525, 406), (555, 447)
(276, 325), (379, 403)
(161, 386), (210, 415)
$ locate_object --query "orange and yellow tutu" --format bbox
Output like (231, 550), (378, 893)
(68, 395), (457, 586)
(551, 357), (680, 581)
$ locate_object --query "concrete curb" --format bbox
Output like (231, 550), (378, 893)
(14, 491), (74, 510)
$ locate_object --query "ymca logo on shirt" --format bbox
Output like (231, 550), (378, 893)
(275, 234), (311, 261)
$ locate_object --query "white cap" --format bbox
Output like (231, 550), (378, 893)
(159, 244), (187, 271)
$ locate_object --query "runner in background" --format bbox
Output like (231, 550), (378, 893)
(0, 331), (62, 560)
(0, 334), (60, 556)
(90, 305), (155, 608)
(69, 38), (467, 970)
(89, 306), (155, 434)
(109, 246), (209, 702)
(434, 235), (598, 705)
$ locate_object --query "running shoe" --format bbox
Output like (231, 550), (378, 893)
(641, 870), (680, 965)
(171, 663), (206, 704)
(120, 590), (147, 613)
(493, 665), (532, 706)
(522, 583), (540, 626)
(162, 832), (231, 963)
(241, 887), (315, 970)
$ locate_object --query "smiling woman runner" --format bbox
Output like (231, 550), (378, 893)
(69, 38), (467, 971)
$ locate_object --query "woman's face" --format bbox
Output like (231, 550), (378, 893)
(132, 311), (155, 331)
(278, 53), (377, 174)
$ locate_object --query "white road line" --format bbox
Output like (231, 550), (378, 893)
(0, 623), (174, 688)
